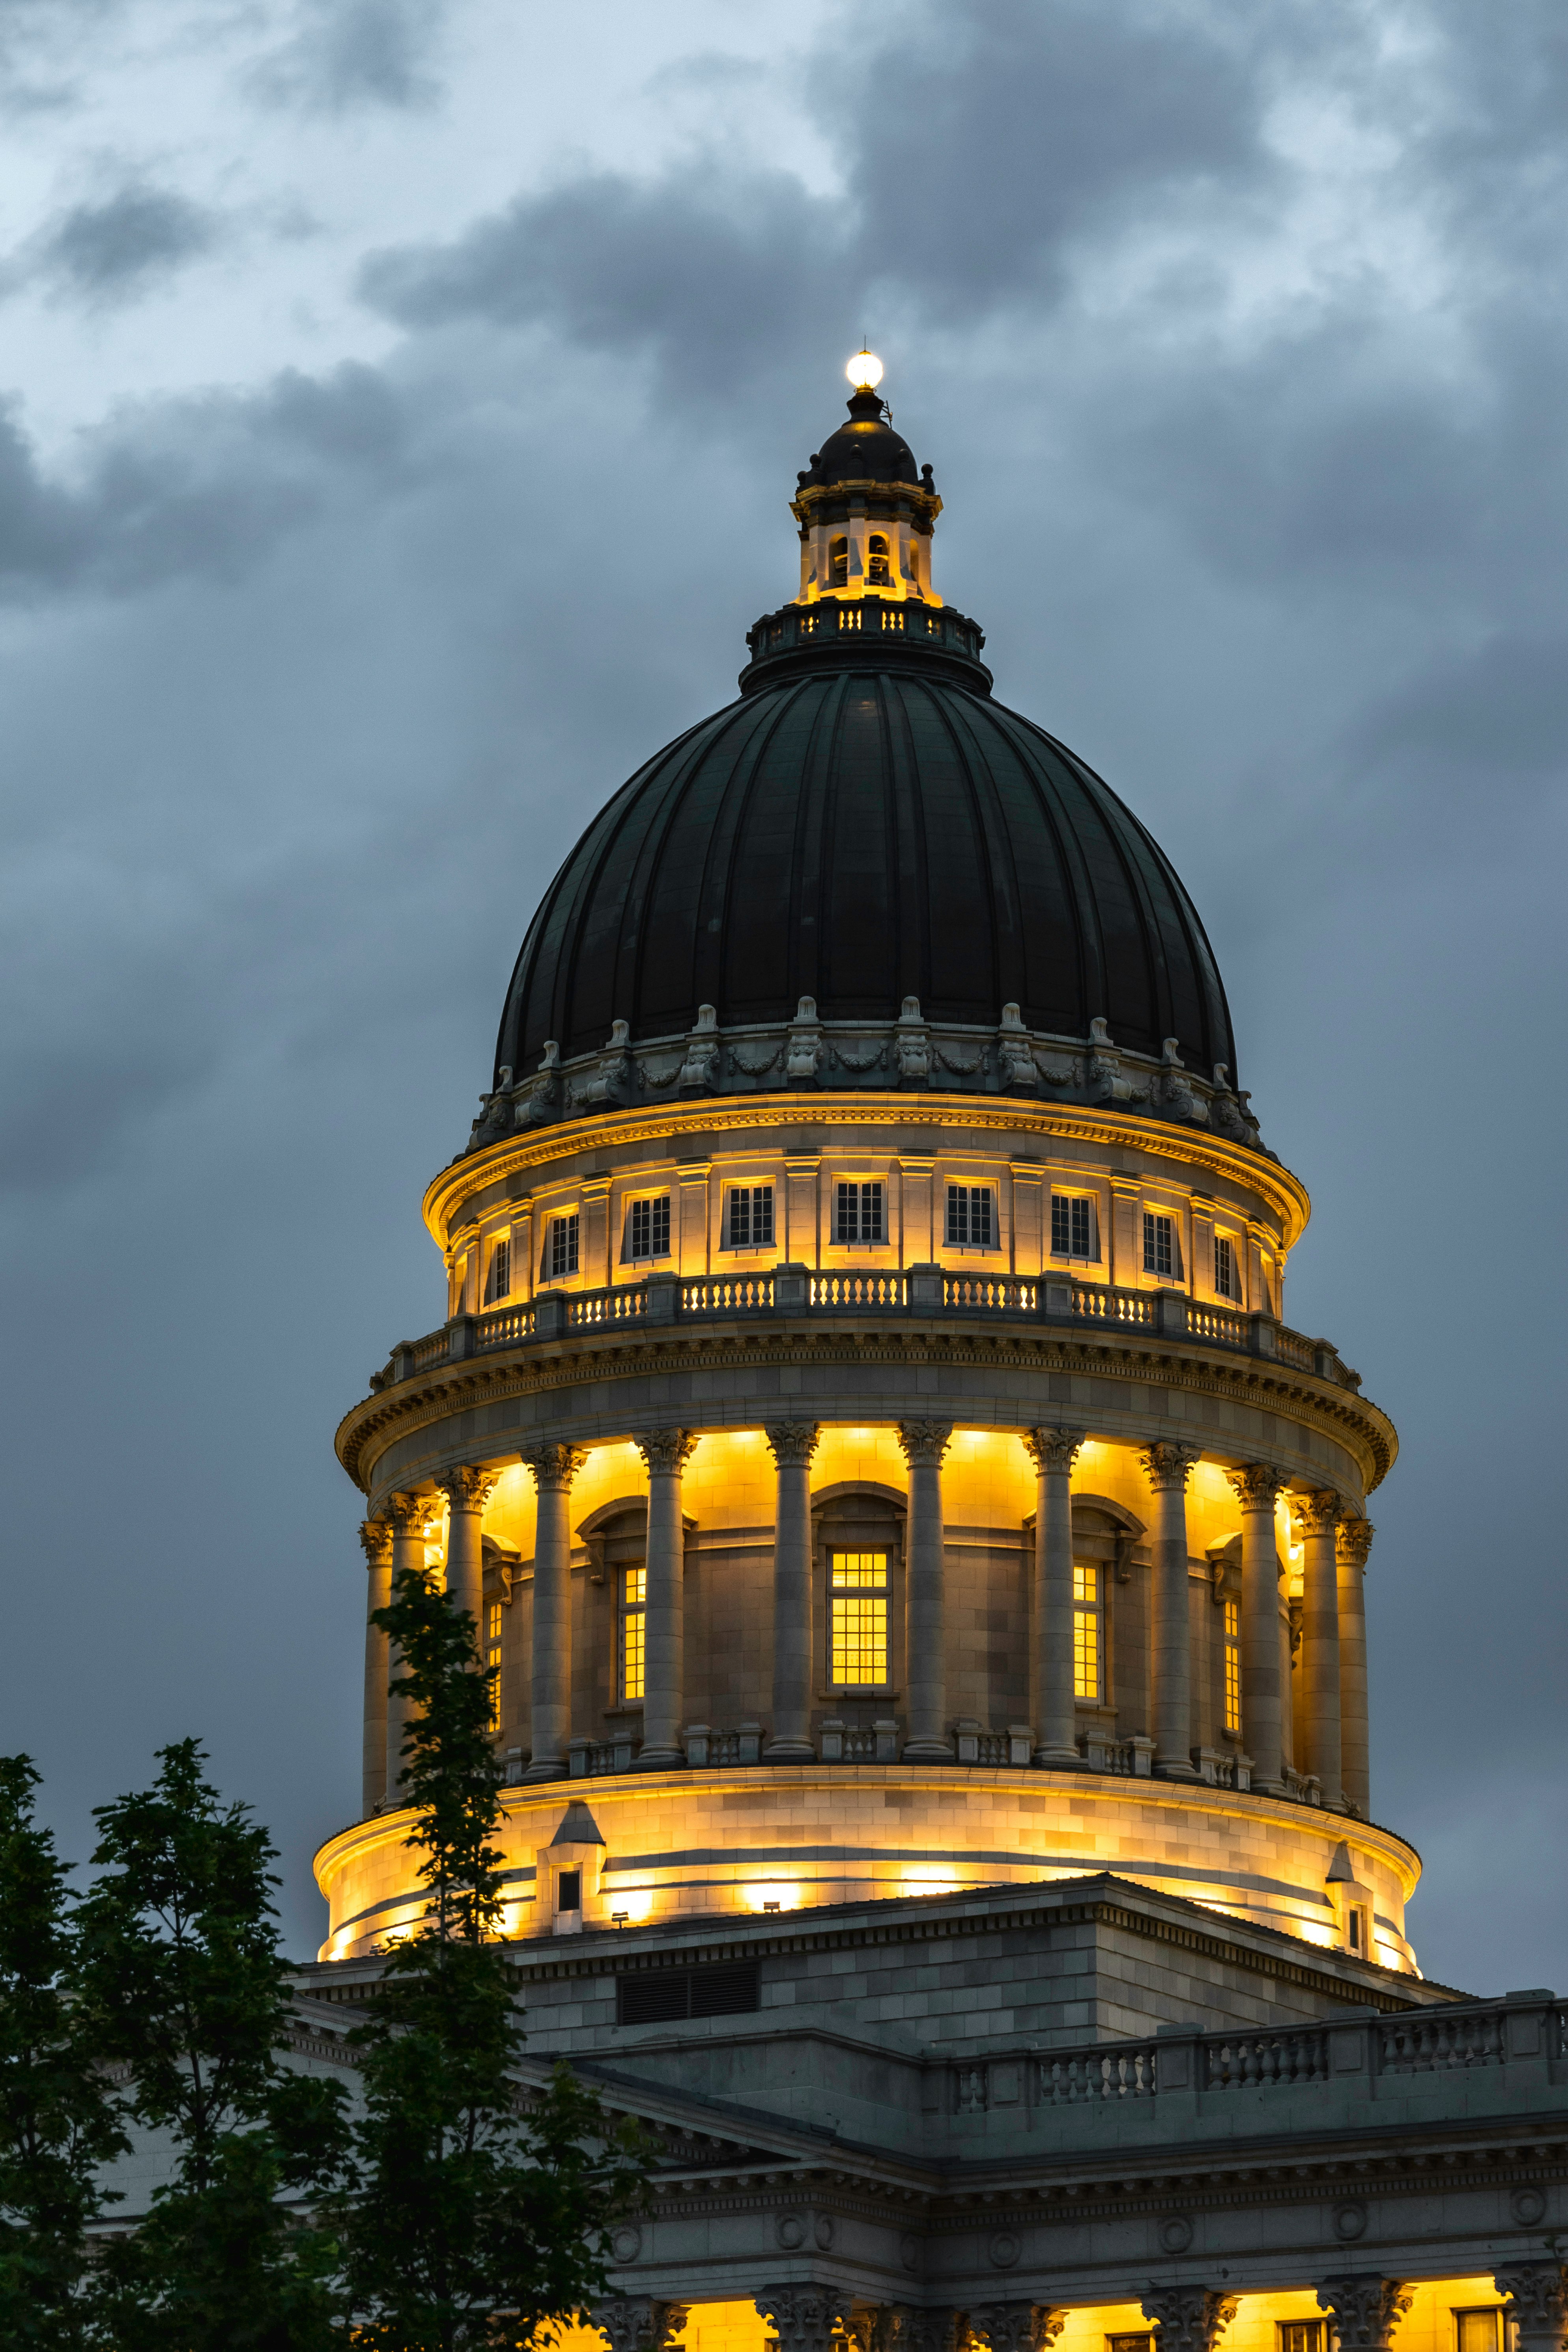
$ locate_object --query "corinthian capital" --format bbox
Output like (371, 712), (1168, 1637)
(1022, 1426), (1084, 1476)
(755, 2287), (855, 2352)
(1228, 1461), (1283, 1511)
(1336, 1515), (1375, 1572)
(636, 1429), (698, 1478)
(1314, 2279), (1412, 2352)
(765, 1421), (820, 1469)
(520, 1443), (588, 1493)
(1494, 2265), (1568, 2352)
(896, 1419), (953, 1468)
(1140, 1440), (1203, 1493)
(437, 1465), (501, 1513)
(1140, 2292), (1238, 2352)
(593, 2302), (689, 2352)
(1293, 1488), (1344, 1539)
(359, 1517), (392, 1567)
(971, 2308), (1066, 2352)
(384, 1490), (431, 1535)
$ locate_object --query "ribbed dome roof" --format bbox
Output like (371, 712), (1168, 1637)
(494, 637), (1238, 1089)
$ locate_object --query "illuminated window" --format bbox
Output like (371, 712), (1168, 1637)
(484, 1237), (511, 1302)
(1051, 1194), (1095, 1259)
(1223, 1596), (1241, 1734)
(1456, 2313), (1501, 2352)
(548, 1213), (579, 1279)
(1108, 2334), (1152, 2352)
(725, 1184), (774, 1249)
(1281, 2328), (1325, 2352)
(1346, 1903), (1369, 1955)
(905, 539), (921, 591)
(486, 1601), (502, 1730)
(830, 536), (849, 588)
(835, 1181), (884, 1244)
(1143, 1210), (1179, 1279)
(867, 532), (890, 585)
(831, 1552), (888, 1685)
(1073, 1563), (1103, 1702)
(946, 1184), (994, 1248)
(1214, 1234), (1238, 1299)
(626, 1194), (671, 1261)
(619, 1566), (646, 1702)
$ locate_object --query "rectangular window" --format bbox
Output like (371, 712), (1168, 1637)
(1456, 2314), (1501, 2352)
(830, 1551), (889, 1685)
(617, 1959), (760, 2025)
(626, 1194), (671, 1261)
(619, 1566), (646, 1703)
(835, 1180), (885, 1245)
(946, 1184), (995, 1248)
(486, 1600), (502, 1730)
(1108, 2335), (1153, 2352)
(484, 1237), (511, 1303)
(1050, 1193), (1095, 1259)
(557, 1868), (581, 1913)
(1143, 1209), (1178, 1279)
(1214, 1233), (1237, 1299)
(1281, 2328), (1325, 2352)
(547, 1212), (579, 1280)
(1073, 1562), (1103, 1703)
(1223, 1595), (1241, 1734)
(725, 1184), (774, 1250)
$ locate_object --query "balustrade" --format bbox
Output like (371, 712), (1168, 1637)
(1205, 2027), (1329, 2088)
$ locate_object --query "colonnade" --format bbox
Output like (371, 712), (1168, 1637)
(358, 1423), (1375, 1821)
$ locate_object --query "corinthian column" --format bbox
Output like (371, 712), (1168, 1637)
(1495, 2266), (1568, 2352)
(764, 1422), (820, 1760)
(1229, 1462), (1285, 1792)
(383, 1490), (430, 1805)
(1315, 2278), (1412, 2352)
(1337, 1514), (1374, 1816)
(360, 1516), (392, 1815)
(520, 1444), (586, 1780)
(437, 1464), (500, 1650)
(897, 1420), (953, 1759)
(1295, 1488), (1344, 1806)
(1141, 2291), (1239, 2352)
(1142, 1442), (1202, 1780)
(1023, 1427), (1083, 1764)
(635, 1431), (697, 1767)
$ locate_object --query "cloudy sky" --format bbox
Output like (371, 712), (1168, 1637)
(2, 0), (1564, 1988)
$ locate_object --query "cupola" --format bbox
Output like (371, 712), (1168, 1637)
(791, 351), (944, 607)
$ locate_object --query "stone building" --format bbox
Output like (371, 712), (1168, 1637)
(301, 360), (1568, 2352)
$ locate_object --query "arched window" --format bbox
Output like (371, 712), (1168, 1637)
(867, 532), (890, 585)
(830, 536), (848, 588)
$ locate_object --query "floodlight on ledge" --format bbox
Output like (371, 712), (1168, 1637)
(847, 347), (884, 389)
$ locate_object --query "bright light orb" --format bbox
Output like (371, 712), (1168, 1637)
(847, 347), (884, 389)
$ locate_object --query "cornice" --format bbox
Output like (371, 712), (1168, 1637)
(334, 1316), (1396, 1497)
(422, 1091), (1312, 1254)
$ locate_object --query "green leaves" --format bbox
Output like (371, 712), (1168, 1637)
(345, 1568), (651, 2349)
(0, 1754), (127, 2351)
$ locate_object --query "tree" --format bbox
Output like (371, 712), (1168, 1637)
(74, 1740), (350, 2352)
(0, 1755), (127, 2350)
(344, 1566), (649, 2349)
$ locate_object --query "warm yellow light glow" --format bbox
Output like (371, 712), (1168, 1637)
(611, 1887), (656, 1923)
(903, 1865), (957, 1897)
(747, 1882), (800, 1914)
(847, 347), (883, 389)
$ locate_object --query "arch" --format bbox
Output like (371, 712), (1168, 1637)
(809, 1478), (906, 1517)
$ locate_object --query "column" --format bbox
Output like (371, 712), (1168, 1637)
(1142, 1443), (1202, 1779)
(1142, 2291), (1239, 2352)
(437, 1464), (500, 1650)
(360, 1517), (392, 1816)
(969, 2307), (1065, 2352)
(764, 1422), (820, 1760)
(383, 1490), (430, 1806)
(1024, 1427), (1083, 1764)
(1228, 1462), (1285, 1792)
(756, 2289), (856, 2352)
(897, 1420), (953, 1759)
(1337, 1513), (1375, 1816)
(592, 2303), (688, 2352)
(1495, 2266), (1568, 2352)
(1315, 2279), (1413, 2352)
(636, 1430), (697, 1767)
(520, 1444), (586, 1780)
(1295, 1488), (1344, 1806)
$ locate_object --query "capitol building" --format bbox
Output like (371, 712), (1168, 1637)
(301, 360), (1568, 2352)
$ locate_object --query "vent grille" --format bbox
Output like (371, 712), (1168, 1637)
(617, 1959), (760, 2026)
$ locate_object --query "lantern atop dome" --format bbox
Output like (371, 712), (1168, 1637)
(791, 359), (944, 607)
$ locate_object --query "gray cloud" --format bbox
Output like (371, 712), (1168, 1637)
(248, 0), (449, 113)
(34, 181), (217, 304)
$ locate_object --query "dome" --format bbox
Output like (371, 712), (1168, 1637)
(493, 637), (1239, 1101)
(798, 384), (925, 489)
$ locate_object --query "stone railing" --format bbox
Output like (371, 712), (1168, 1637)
(372, 1267), (1361, 1392)
(938, 1993), (1568, 2120)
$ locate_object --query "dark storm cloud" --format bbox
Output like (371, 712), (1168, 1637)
(32, 182), (218, 304)
(248, 0), (450, 112)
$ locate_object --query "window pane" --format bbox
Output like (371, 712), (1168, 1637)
(754, 1185), (774, 1245)
(651, 1194), (670, 1255)
(620, 1564), (646, 1702)
(1051, 1194), (1069, 1254)
(1458, 2318), (1500, 2352)
(1053, 1194), (1093, 1257)
(830, 1555), (889, 1683)
(1215, 1235), (1235, 1298)
(1143, 1211), (1174, 1277)
(831, 1551), (888, 1587)
(947, 1184), (968, 1246)
(486, 1601), (502, 1728)
(1071, 1196), (1091, 1256)
(486, 1238), (511, 1302)
(1282, 2326), (1324, 2352)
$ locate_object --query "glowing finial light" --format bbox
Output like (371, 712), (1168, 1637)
(847, 347), (883, 389)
